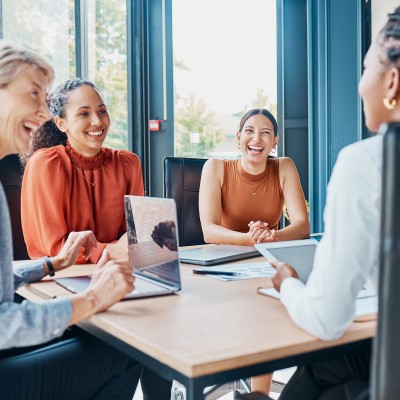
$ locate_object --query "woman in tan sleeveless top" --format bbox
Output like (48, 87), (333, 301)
(199, 108), (309, 246)
(199, 109), (310, 396)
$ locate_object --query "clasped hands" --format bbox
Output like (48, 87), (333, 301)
(247, 220), (278, 243)
(246, 222), (300, 292)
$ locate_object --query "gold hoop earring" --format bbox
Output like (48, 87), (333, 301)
(383, 97), (397, 110)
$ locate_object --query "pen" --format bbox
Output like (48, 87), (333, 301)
(192, 269), (240, 276)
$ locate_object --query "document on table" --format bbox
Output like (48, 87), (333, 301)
(201, 261), (276, 281)
(257, 287), (378, 319)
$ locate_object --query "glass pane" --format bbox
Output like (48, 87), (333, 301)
(87, 0), (128, 150)
(371, 1), (399, 38)
(172, 0), (277, 159)
(2, 0), (76, 85)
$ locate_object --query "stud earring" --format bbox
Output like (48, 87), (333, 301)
(383, 97), (397, 110)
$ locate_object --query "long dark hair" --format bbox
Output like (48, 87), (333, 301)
(238, 108), (278, 136)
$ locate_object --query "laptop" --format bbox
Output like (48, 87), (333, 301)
(255, 239), (319, 283)
(55, 196), (182, 299)
(179, 245), (260, 266)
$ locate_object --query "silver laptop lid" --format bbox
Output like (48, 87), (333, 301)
(124, 196), (181, 291)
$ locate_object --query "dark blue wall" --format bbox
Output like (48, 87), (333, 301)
(278, 0), (365, 232)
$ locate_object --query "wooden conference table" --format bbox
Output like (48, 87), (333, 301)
(18, 254), (376, 400)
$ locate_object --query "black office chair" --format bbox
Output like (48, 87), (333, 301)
(163, 157), (207, 246)
(0, 154), (29, 260)
(164, 156), (254, 399)
(369, 122), (400, 400)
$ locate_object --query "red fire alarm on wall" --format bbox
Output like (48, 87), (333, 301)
(149, 120), (160, 131)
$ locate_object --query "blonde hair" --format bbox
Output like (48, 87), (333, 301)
(0, 41), (54, 89)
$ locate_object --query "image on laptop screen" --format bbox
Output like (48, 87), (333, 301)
(125, 196), (181, 290)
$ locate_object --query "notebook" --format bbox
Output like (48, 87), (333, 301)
(179, 244), (260, 266)
(55, 196), (182, 299)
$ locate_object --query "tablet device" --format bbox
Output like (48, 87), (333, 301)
(179, 244), (260, 266)
(255, 239), (319, 283)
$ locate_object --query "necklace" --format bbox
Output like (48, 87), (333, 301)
(66, 144), (105, 187)
(237, 163), (269, 196)
(70, 159), (102, 187)
(77, 168), (101, 187)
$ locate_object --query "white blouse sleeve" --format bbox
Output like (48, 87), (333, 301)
(280, 137), (382, 340)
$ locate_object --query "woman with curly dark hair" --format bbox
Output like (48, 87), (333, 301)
(20, 77), (173, 400)
(21, 78), (144, 264)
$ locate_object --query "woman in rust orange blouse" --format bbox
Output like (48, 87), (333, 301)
(21, 78), (144, 264)
(21, 78), (173, 400)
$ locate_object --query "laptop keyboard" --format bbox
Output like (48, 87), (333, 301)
(139, 260), (181, 284)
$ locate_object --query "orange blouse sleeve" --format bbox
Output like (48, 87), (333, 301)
(114, 151), (145, 240)
(21, 148), (70, 259)
(87, 151), (144, 263)
(22, 148), (145, 264)
(120, 151), (145, 196)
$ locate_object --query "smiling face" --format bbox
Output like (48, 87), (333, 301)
(54, 85), (110, 157)
(237, 113), (278, 168)
(0, 67), (51, 158)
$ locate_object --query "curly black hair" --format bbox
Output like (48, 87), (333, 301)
(379, 7), (400, 64)
(20, 78), (96, 167)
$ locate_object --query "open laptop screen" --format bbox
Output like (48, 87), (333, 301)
(124, 196), (181, 289)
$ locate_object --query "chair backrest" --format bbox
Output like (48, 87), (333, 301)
(163, 157), (207, 246)
(0, 155), (29, 260)
(371, 122), (400, 399)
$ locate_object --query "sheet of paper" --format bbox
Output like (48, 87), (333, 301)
(257, 288), (378, 318)
(202, 261), (275, 281)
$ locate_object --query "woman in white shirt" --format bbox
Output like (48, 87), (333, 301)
(238, 5), (400, 400)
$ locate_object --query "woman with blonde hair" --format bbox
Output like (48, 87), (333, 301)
(0, 41), (142, 399)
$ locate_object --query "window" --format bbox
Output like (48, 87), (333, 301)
(87, 0), (128, 149)
(2, 0), (76, 84)
(172, 0), (277, 159)
(2, 0), (128, 150)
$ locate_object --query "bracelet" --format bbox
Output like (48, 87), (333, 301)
(43, 256), (56, 277)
